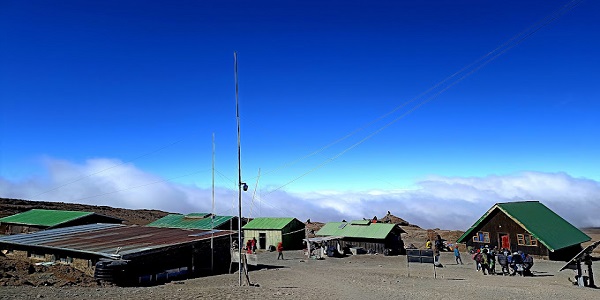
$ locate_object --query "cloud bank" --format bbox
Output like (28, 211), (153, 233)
(1, 157), (599, 230)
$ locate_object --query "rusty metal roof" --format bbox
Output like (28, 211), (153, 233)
(0, 223), (234, 259)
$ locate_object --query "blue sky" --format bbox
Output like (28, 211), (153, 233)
(1, 0), (599, 229)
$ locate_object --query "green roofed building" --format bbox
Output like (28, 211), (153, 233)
(0, 209), (122, 235)
(146, 213), (239, 230)
(457, 201), (591, 260)
(242, 217), (305, 250)
(316, 220), (406, 255)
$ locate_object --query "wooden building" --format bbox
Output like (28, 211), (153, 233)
(316, 220), (406, 255)
(457, 201), (591, 260)
(0, 209), (122, 235)
(242, 217), (305, 250)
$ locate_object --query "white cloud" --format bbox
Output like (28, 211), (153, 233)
(1, 158), (599, 230)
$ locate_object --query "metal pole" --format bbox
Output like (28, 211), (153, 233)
(234, 51), (243, 286)
(211, 133), (215, 273)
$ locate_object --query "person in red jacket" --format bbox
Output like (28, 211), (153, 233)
(277, 242), (284, 260)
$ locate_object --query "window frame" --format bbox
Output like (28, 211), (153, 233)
(517, 233), (537, 246)
(473, 231), (491, 243)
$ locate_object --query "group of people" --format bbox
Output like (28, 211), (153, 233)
(425, 235), (448, 266)
(236, 238), (284, 260)
(472, 247), (534, 276)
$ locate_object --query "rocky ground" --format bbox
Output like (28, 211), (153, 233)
(0, 255), (99, 288)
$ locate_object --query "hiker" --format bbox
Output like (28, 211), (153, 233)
(497, 250), (509, 275)
(251, 237), (257, 254)
(425, 239), (432, 249)
(246, 239), (253, 254)
(488, 247), (497, 274)
(472, 249), (482, 271)
(510, 252), (524, 276)
(454, 245), (463, 265)
(435, 235), (444, 252)
(523, 253), (534, 276)
(277, 242), (284, 260)
(480, 248), (490, 275)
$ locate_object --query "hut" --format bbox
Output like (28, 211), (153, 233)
(457, 201), (591, 260)
(0, 209), (122, 235)
(0, 223), (235, 285)
(146, 213), (240, 230)
(242, 217), (305, 250)
(316, 220), (406, 255)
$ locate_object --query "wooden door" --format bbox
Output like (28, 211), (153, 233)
(500, 234), (510, 250)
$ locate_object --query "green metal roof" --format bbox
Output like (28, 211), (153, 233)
(457, 201), (591, 251)
(0, 209), (93, 227)
(316, 221), (399, 240)
(242, 217), (296, 230)
(146, 213), (234, 230)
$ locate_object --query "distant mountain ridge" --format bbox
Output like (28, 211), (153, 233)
(0, 197), (169, 226)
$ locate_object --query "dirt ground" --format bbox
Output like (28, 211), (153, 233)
(1, 249), (599, 300)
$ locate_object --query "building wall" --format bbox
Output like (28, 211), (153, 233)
(2, 236), (233, 284)
(244, 229), (283, 250)
(1, 224), (44, 235)
(282, 219), (306, 250)
(4, 249), (95, 275)
(464, 209), (549, 257)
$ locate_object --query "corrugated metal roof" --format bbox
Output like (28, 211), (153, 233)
(0, 209), (93, 227)
(242, 217), (295, 230)
(146, 213), (235, 230)
(316, 221), (401, 239)
(0, 223), (234, 259)
(457, 201), (591, 251)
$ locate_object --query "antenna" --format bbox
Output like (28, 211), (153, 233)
(234, 51), (243, 286)
(248, 168), (261, 218)
(211, 132), (215, 273)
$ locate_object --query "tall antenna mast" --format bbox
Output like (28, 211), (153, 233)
(211, 132), (215, 273)
(234, 51), (243, 286)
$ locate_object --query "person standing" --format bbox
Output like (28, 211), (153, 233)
(480, 248), (490, 275)
(497, 249), (509, 275)
(251, 237), (257, 254)
(425, 239), (432, 249)
(246, 239), (253, 254)
(277, 242), (284, 260)
(454, 245), (463, 265)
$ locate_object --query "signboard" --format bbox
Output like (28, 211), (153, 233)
(407, 249), (434, 263)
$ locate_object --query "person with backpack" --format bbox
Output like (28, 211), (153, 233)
(488, 247), (497, 275)
(497, 249), (509, 275)
(480, 248), (490, 275)
(523, 253), (534, 276)
(510, 251), (524, 276)
(473, 249), (482, 271)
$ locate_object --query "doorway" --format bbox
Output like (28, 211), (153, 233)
(499, 233), (510, 250)
(259, 233), (266, 249)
